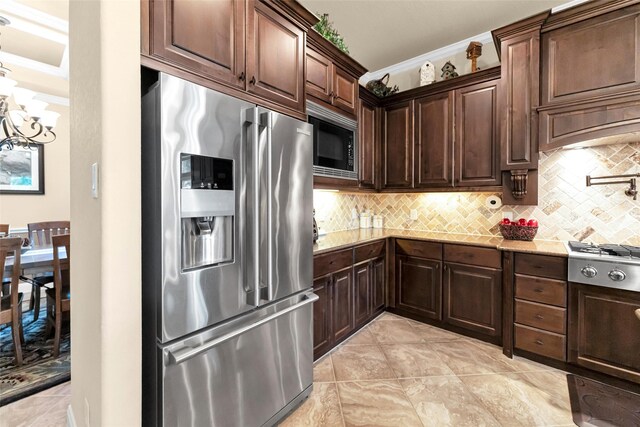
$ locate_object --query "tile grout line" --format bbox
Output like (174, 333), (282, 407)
(375, 331), (428, 427)
(329, 350), (347, 427)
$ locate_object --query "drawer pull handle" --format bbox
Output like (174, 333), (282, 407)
(635, 308), (640, 321)
(534, 288), (543, 293)
(535, 314), (544, 320)
(535, 339), (544, 345)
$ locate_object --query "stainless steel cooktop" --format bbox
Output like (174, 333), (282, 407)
(566, 241), (640, 292)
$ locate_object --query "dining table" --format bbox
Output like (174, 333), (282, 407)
(3, 245), (67, 277)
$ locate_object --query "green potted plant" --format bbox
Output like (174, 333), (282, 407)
(313, 13), (349, 54)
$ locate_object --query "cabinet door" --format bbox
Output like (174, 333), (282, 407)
(359, 99), (377, 189)
(383, 101), (414, 189)
(499, 30), (540, 170)
(444, 262), (502, 338)
(152, 0), (246, 88)
(414, 92), (453, 188)
(332, 268), (354, 343)
(541, 5), (640, 106)
(313, 275), (332, 359)
(246, 0), (305, 112)
(569, 283), (640, 383)
(332, 66), (357, 116)
(454, 80), (501, 187)
(306, 48), (333, 104)
(397, 255), (442, 320)
(371, 257), (386, 313)
(354, 263), (371, 327)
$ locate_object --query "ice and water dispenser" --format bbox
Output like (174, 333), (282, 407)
(180, 153), (234, 270)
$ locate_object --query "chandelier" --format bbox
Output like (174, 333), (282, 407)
(0, 16), (59, 151)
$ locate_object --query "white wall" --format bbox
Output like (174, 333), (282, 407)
(69, 0), (141, 425)
(386, 41), (500, 92)
(0, 104), (70, 229)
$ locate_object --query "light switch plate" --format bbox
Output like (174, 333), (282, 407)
(91, 163), (99, 199)
(410, 209), (418, 220)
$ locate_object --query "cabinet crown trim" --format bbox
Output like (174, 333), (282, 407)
(491, 10), (550, 59)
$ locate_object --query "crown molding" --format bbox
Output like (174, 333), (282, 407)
(551, 0), (590, 13)
(360, 31), (493, 84)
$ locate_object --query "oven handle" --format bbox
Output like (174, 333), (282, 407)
(167, 293), (318, 365)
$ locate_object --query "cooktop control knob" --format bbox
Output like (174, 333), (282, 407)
(608, 269), (626, 282)
(581, 265), (597, 278)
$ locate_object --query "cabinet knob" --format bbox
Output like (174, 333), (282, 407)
(534, 288), (543, 293)
(250, 76), (256, 85)
(535, 339), (544, 345)
(239, 72), (245, 82)
(635, 308), (640, 321)
(443, 264), (447, 271)
(535, 314), (544, 320)
(435, 263), (439, 269)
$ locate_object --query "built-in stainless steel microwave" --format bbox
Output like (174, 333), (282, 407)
(308, 102), (357, 180)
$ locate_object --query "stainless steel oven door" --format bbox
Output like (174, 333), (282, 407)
(160, 292), (316, 427)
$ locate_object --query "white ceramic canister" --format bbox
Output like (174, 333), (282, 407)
(359, 212), (372, 229)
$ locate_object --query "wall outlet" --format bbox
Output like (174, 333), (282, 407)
(503, 211), (514, 221)
(410, 209), (418, 220)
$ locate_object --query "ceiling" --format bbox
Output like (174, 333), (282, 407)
(0, 0), (69, 100)
(298, 0), (569, 71)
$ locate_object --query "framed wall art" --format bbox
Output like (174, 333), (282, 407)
(0, 145), (45, 194)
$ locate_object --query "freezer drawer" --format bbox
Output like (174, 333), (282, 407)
(160, 292), (316, 427)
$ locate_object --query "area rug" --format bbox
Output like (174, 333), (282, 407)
(567, 374), (640, 426)
(0, 304), (70, 405)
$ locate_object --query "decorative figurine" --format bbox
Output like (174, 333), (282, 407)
(441, 61), (458, 80)
(365, 73), (399, 98)
(466, 41), (483, 72)
(419, 61), (435, 86)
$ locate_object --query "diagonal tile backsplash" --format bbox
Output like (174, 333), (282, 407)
(314, 142), (640, 245)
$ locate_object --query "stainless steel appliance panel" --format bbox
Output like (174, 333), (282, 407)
(257, 110), (313, 303)
(161, 292), (316, 427)
(158, 74), (255, 342)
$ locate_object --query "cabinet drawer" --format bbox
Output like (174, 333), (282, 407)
(354, 240), (385, 264)
(396, 239), (442, 260)
(515, 274), (567, 307)
(314, 249), (353, 278)
(444, 244), (501, 269)
(515, 299), (566, 334)
(514, 253), (567, 280)
(515, 324), (566, 361)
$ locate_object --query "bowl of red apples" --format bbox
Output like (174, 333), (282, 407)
(498, 218), (538, 241)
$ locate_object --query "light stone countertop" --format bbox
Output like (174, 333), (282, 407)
(313, 228), (568, 257)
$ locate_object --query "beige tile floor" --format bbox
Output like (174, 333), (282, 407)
(0, 381), (70, 427)
(1, 313), (575, 427)
(282, 312), (576, 427)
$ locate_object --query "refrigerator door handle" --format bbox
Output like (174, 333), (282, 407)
(167, 293), (319, 365)
(244, 107), (261, 307)
(264, 111), (274, 302)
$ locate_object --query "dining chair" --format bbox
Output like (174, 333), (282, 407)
(1, 225), (10, 297)
(0, 237), (25, 366)
(24, 221), (70, 321)
(45, 233), (70, 357)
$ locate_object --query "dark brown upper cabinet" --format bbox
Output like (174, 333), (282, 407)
(383, 72), (500, 191)
(151, 0), (246, 89)
(383, 101), (414, 189)
(246, 1), (305, 113)
(454, 80), (501, 187)
(359, 89), (378, 189)
(538, 2), (640, 150)
(144, 0), (317, 120)
(305, 31), (367, 119)
(414, 92), (454, 188)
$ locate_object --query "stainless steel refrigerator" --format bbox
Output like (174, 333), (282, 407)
(142, 72), (316, 427)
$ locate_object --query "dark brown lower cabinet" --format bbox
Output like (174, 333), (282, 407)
(313, 242), (387, 359)
(396, 255), (442, 320)
(313, 275), (332, 357)
(569, 283), (640, 384)
(444, 262), (502, 340)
